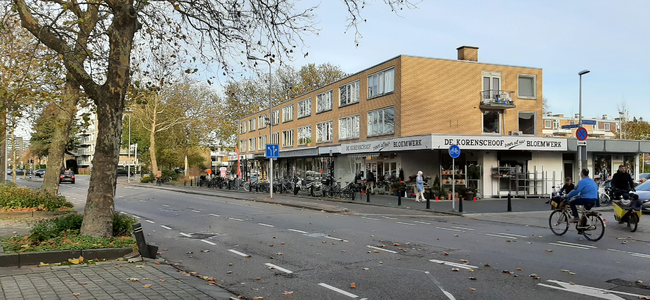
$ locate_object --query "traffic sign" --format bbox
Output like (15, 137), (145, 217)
(577, 141), (587, 146)
(448, 145), (461, 159)
(562, 124), (580, 129)
(576, 127), (588, 141)
(581, 120), (597, 125)
(265, 144), (279, 158)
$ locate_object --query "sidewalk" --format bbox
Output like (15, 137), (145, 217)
(0, 261), (238, 300)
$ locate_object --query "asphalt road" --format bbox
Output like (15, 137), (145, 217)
(11, 175), (650, 300)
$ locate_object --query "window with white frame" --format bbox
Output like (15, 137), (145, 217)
(553, 120), (559, 129)
(298, 98), (312, 118)
(258, 114), (267, 129)
(339, 80), (360, 106)
(258, 135), (267, 150)
(249, 118), (256, 131)
(298, 125), (312, 145)
(544, 120), (552, 129)
(272, 110), (280, 125)
(604, 123), (611, 131)
(282, 129), (294, 147)
(248, 138), (255, 152)
(518, 75), (537, 99)
(240, 139), (247, 152)
(271, 132), (279, 145)
(240, 122), (246, 134)
(282, 105), (294, 122)
(316, 121), (334, 143)
(339, 115), (360, 140)
(316, 90), (333, 113)
(367, 107), (395, 137)
(368, 67), (395, 98)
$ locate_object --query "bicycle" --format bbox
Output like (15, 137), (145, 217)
(549, 198), (605, 241)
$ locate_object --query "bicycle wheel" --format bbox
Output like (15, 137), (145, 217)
(583, 214), (605, 241)
(627, 213), (639, 232)
(243, 182), (250, 192)
(549, 210), (569, 236)
(599, 193), (611, 207)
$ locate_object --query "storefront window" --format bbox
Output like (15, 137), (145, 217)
(593, 155), (611, 181)
(483, 111), (500, 134)
(624, 155), (636, 178)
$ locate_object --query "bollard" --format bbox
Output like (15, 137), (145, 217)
(367, 190), (370, 202)
(190, 179), (193, 187)
(184, 181), (186, 187)
(256, 183), (259, 193)
(426, 197), (430, 209)
(132, 223), (154, 259)
(507, 193), (512, 212)
(428, 189), (434, 201)
(398, 193), (401, 206)
(310, 185), (314, 197)
(459, 195), (463, 213)
(351, 191), (355, 201)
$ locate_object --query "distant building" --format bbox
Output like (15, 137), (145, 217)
(542, 113), (621, 139)
(6, 136), (24, 158)
(76, 112), (98, 174)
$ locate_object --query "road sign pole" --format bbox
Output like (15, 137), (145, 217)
(452, 158), (455, 211)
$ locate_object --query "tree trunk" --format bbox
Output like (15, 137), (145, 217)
(0, 110), (5, 184)
(42, 77), (80, 195)
(149, 114), (158, 176)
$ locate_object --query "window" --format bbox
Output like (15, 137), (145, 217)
(482, 71), (501, 100)
(240, 139), (247, 152)
(249, 118), (256, 131)
(604, 123), (611, 131)
(339, 80), (360, 106)
(518, 75), (536, 99)
(553, 121), (559, 130)
(248, 138), (255, 152)
(298, 125), (312, 145)
(368, 68), (395, 98)
(544, 120), (552, 129)
(367, 107), (395, 137)
(272, 110), (280, 125)
(298, 98), (312, 118)
(483, 111), (501, 134)
(271, 132), (279, 145)
(518, 112), (536, 135)
(258, 135), (267, 150)
(282, 105), (294, 122)
(339, 115), (360, 140)
(258, 114), (267, 129)
(316, 121), (334, 143)
(240, 122), (246, 134)
(317, 90), (333, 113)
(282, 129), (294, 147)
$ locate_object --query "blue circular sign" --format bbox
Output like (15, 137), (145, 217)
(576, 127), (588, 141)
(449, 145), (461, 159)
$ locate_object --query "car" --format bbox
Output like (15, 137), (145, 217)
(632, 180), (650, 213)
(6, 169), (26, 175)
(59, 170), (75, 184)
(116, 169), (134, 177)
(35, 169), (46, 177)
(639, 173), (650, 183)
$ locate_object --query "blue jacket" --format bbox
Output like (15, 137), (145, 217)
(416, 176), (424, 192)
(566, 177), (598, 199)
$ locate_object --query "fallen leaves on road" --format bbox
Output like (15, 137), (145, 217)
(622, 241), (628, 244)
(561, 269), (570, 273)
(569, 272), (576, 275)
(545, 250), (553, 253)
(256, 278), (261, 281)
(281, 243), (286, 245)
(253, 297), (264, 300)
(460, 259), (468, 263)
(363, 268), (369, 271)
(187, 252), (193, 254)
(159, 279), (165, 282)
(269, 245), (274, 247)
(201, 250), (210, 253)
(73, 293), (81, 297)
(517, 268), (522, 271)
(506, 240), (511, 243)
(393, 243), (400, 246)
(637, 280), (643, 284)
(469, 277), (477, 281)
(227, 271), (233, 274)
(283, 291), (294, 295)
(444, 252), (449, 256)
(350, 283), (356, 289)
(164, 248), (168, 251)
(569, 282), (575, 285)
(529, 274), (540, 279)
(143, 284), (152, 289)
(127, 278), (140, 282)
(154, 262), (160, 265)
(377, 244), (386, 248)
(484, 264), (491, 267)
(451, 268), (460, 272)
(469, 288), (476, 291)
(39, 262), (49, 267)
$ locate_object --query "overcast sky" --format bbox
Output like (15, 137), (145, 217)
(279, 0), (650, 120)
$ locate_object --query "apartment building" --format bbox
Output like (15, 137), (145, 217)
(237, 46), (648, 198)
(542, 113), (620, 139)
(76, 112), (98, 174)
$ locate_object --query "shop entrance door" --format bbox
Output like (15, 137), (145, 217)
(564, 162), (573, 182)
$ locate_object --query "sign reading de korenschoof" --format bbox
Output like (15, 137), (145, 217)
(342, 135), (431, 154)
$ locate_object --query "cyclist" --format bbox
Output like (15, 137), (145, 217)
(565, 169), (599, 223)
(559, 177), (575, 195)
(611, 165), (635, 200)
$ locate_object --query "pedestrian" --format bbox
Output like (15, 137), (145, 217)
(367, 171), (375, 194)
(415, 171), (426, 202)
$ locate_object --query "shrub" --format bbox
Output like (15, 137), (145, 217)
(29, 213), (136, 242)
(140, 176), (154, 183)
(112, 213), (136, 236)
(162, 169), (180, 181)
(0, 183), (72, 212)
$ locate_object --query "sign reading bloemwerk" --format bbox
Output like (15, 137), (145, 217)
(341, 135), (432, 154)
(434, 135), (566, 151)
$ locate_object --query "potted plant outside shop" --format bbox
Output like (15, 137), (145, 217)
(391, 182), (401, 196)
(466, 187), (477, 200)
(456, 186), (468, 200)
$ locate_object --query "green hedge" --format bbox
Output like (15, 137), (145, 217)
(140, 176), (154, 183)
(0, 183), (72, 211)
(29, 213), (137, 242)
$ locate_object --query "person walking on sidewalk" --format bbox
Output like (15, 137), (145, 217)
(367, 171), (375, 194)
(415, 171), (426, 202)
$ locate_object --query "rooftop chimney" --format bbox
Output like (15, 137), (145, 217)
(457, 46), (478, 62)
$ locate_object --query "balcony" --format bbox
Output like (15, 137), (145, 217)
(479, 90), (516, 109)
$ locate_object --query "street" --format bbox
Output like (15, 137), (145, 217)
(11, 176), (650, 300)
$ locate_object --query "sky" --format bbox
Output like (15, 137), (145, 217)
(270, 0), (650, 120)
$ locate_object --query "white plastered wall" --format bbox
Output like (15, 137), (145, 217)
(529, 151), (564, 195)
(400, 150), (440, 180)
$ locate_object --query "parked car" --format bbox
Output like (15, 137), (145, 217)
(35, 169), (46, 177)
(632, 180), (650, 213)
(639, 173), (650, 183)
(59, 170), (75, 184)
(116, 169), (134, 176)
(6, 169), (26, 175)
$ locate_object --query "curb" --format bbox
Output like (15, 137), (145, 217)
(0, 247), (135, 268)
(0, 211), (76, 219)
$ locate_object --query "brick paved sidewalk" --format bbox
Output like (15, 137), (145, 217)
(0, 261), (238, 300)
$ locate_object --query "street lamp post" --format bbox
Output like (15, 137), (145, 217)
(578, 70), (590, 174)
(248, 56), (273, 198)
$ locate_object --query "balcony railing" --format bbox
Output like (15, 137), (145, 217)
(480, 90), (516, 109)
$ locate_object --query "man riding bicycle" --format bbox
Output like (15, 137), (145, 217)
(611, 165), (635, 200)
(565, 169), (599, 223)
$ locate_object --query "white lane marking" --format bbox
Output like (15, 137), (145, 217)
(548, 243), (591, 250)
(160, 225), (172, 230)
(556, 241), (596, 248)
(228, 218), (244, 222)
(396, 221), (416, 226)
(318, 283), (358, 298)
(367, 246), (397, 254)
(485, 233), (517, 239)
(435, 227), (462, 232)
(324, 236), (349, 243)
(538, 279), (646, 299)
(429, 259), (478, 270)
(209, 214), (220, 217)
(145, 220), (155, 224)
(201, 240), (216, 246)
(414, 221), (432, 225)
(450, 226), (474, 231)
(191, 210), (201, 213)
(425, 271), (456, 300)
(180, 232), (192, 237)
(361, 216), (380, 221)
(631, 253), (650, 259)
(382, 216), (397, 220)
(162, 204), (169, 207)
(608, 249), (650, 259)
(119, 212), (126, 214)
(228, 249), (250, 258)
(258, 223), (275, 228)
(132, 215), (140, 219)
(497, 232), (528, 238)
(287, 229), (308, 234)
(264, 263), (293, 274)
